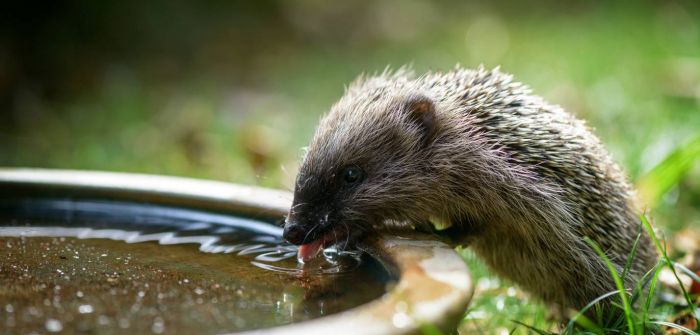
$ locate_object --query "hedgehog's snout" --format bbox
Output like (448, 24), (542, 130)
(284, 202), (311, 244)
(284, 206), (333, 245)
(282, 218), (307, 245)
(283, 205), (319, 244)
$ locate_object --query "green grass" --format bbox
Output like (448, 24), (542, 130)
(638, 134), (700, 208)
(584, 237), (634, 334)
(458, 228), (691, 335)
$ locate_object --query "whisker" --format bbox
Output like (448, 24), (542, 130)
(301, 224), (319, 243)
(332, 226), (338, 249)
(290, 202), (308, 211)
(342, 221), (351, 249)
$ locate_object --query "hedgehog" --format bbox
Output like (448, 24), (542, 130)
(282, 66), (658, 311)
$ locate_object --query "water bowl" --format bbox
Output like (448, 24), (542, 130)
(0, 168), (473, 335)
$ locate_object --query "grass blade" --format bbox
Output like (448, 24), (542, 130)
(637, 133), (700, 207)
(565, 290), (619, 334)
(510, 320), (555, 335)
(649, 321), (700, 335)
(675, 262), (700, 285)
(642, 263), (664, 334)
(640, 214), (696, 316)
(621, 232), (642, 282)
(584, 237), (635, 335)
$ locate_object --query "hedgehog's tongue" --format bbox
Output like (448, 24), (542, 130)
(297, 238), (325, 263)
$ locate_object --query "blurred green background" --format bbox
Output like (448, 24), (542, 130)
(1, 0), (699, 332)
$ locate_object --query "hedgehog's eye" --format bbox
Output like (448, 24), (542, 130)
(342, 165), (363, 184)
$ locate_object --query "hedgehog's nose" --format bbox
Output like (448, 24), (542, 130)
(283, 220), (307, 245)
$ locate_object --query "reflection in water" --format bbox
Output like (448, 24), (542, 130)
(0, 226), (362, 275)
(0, 199), (391, 334)
(0, 198), (366, 274)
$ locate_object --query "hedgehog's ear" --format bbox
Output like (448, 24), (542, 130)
(404, 95), (437, 146)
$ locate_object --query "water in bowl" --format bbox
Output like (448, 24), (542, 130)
(0, 199), (391, 334)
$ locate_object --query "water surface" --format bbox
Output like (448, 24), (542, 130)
(0, 199), (391, 334)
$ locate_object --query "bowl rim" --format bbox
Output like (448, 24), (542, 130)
(0, 168), (473, 335)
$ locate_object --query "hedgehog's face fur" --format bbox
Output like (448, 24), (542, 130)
(283, 87), (439, 249)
